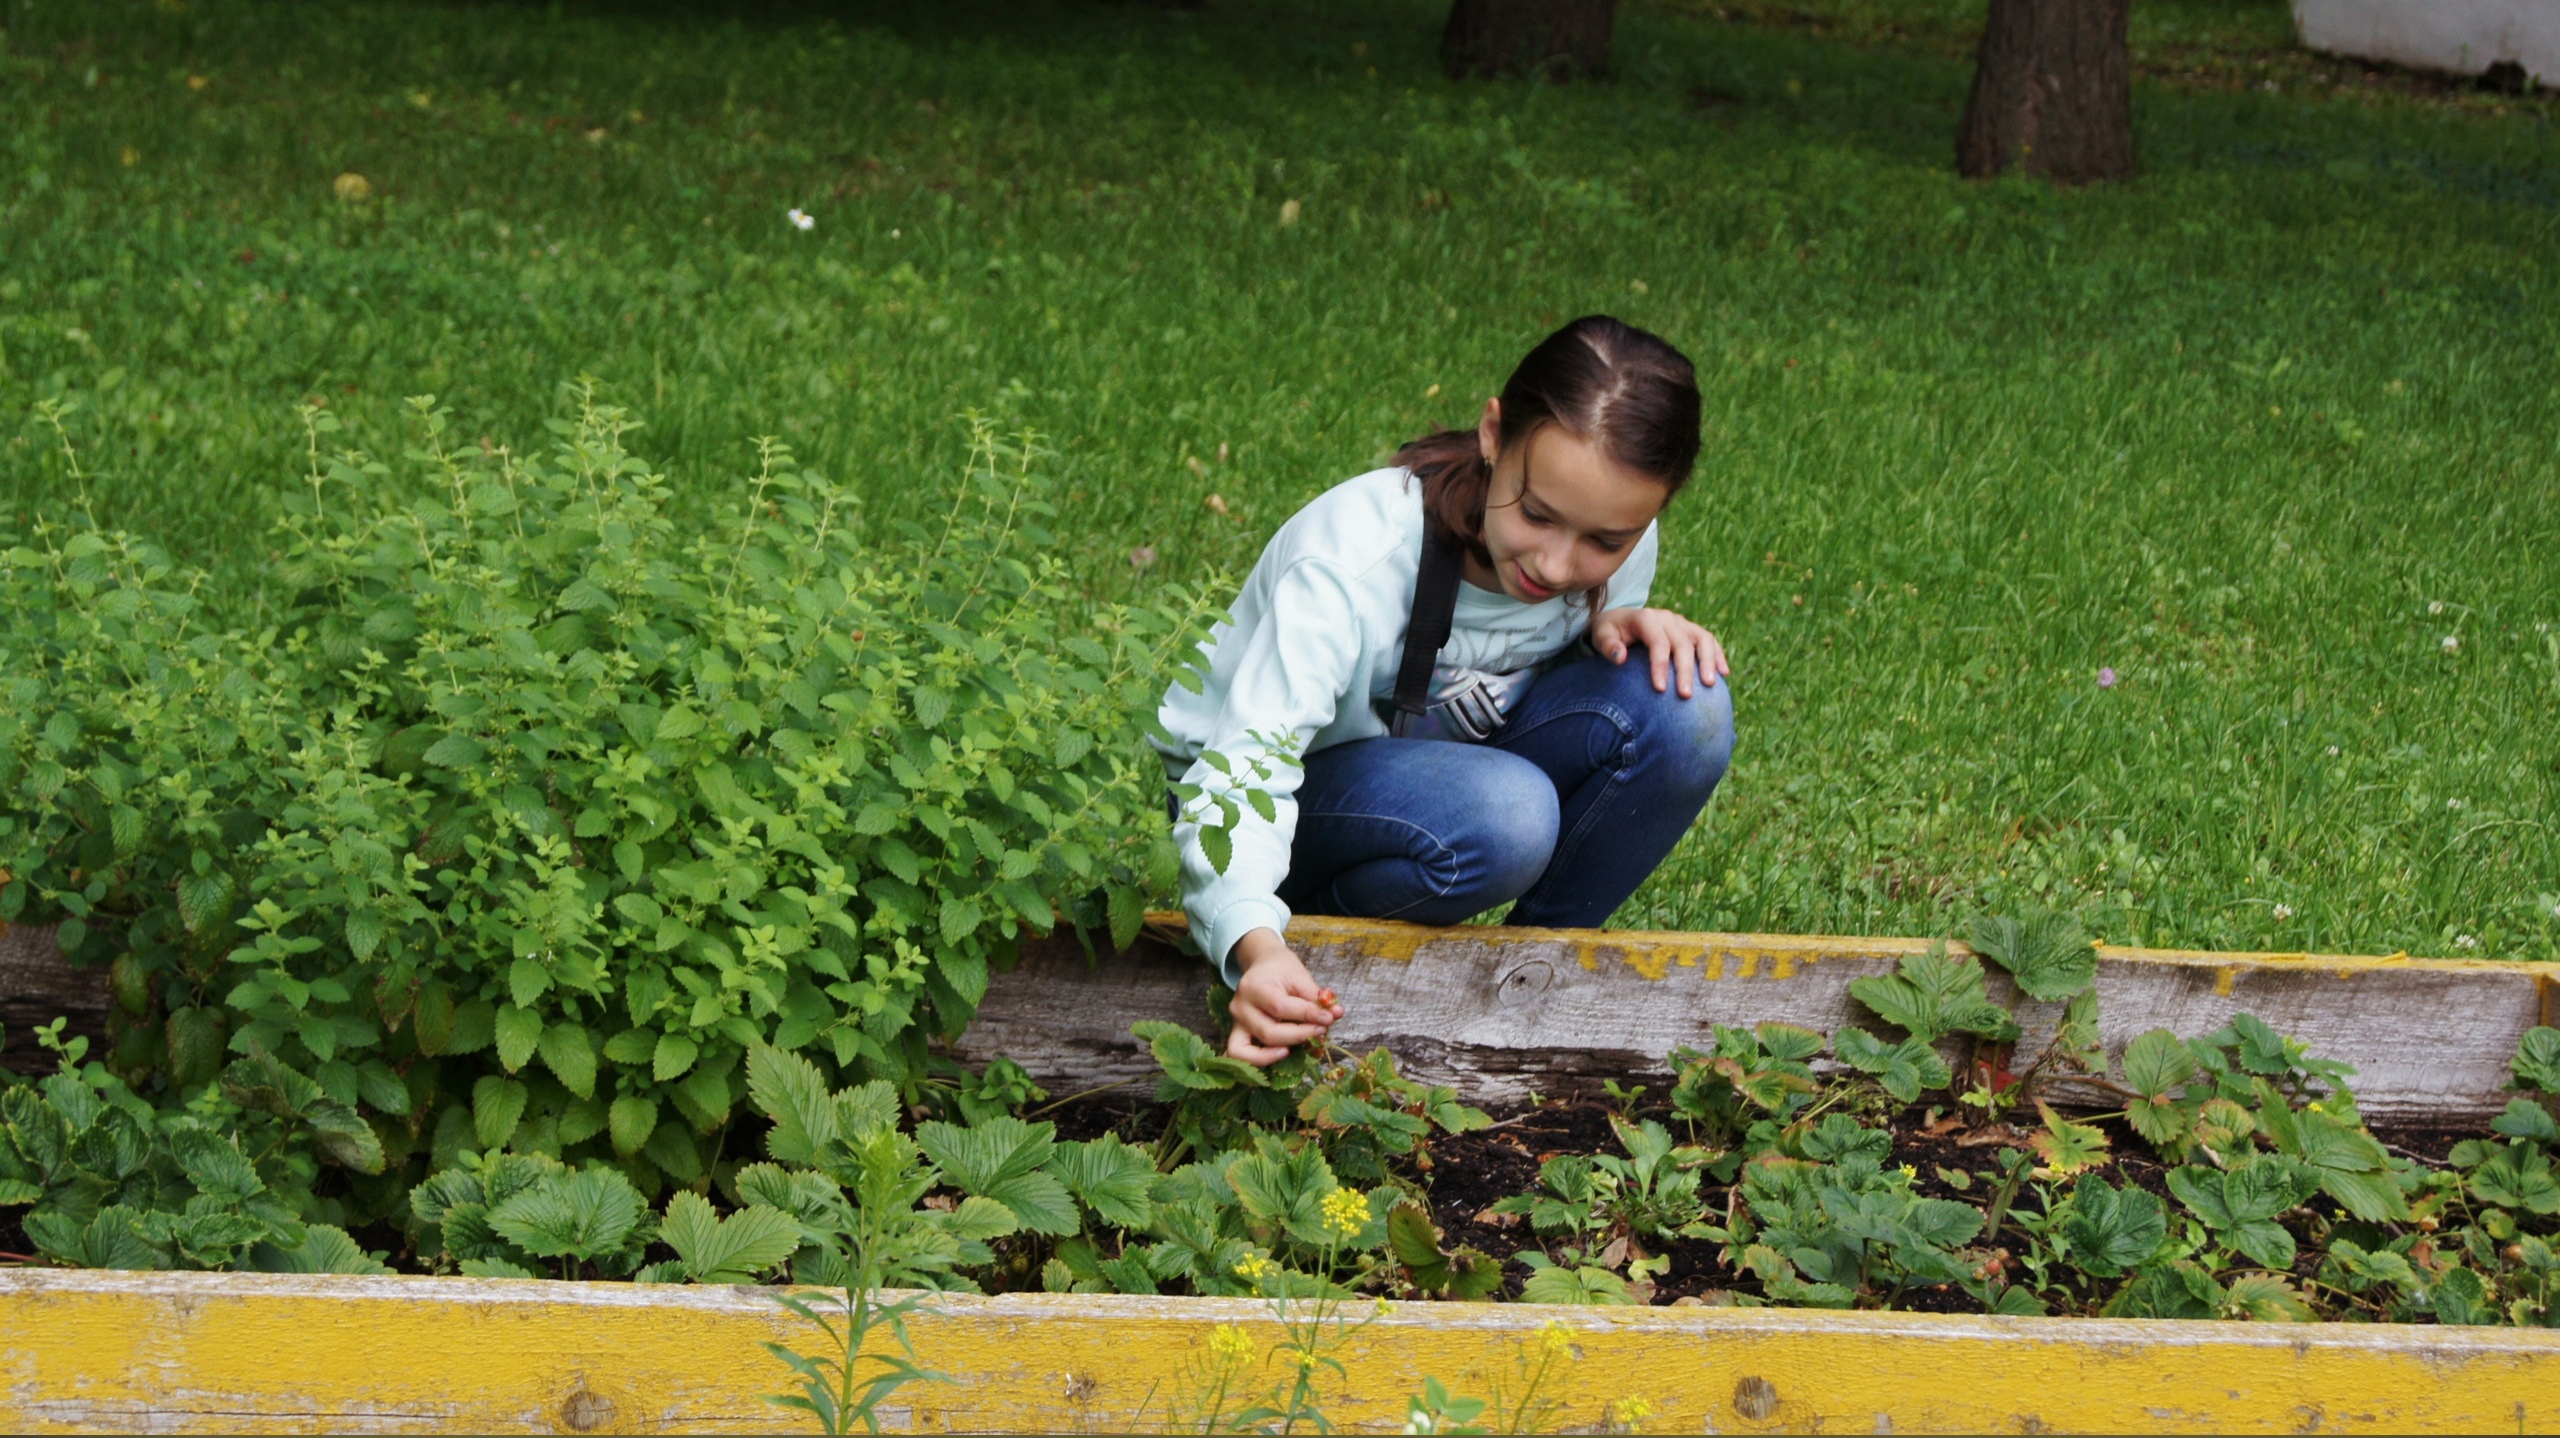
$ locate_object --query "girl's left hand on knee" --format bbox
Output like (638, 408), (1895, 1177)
(1593, 607), (1728, 698)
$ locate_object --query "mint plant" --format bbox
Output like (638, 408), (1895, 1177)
(0, 392), (1219, 1212)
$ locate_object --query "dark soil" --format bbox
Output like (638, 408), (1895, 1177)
(1038, 1091), (1154, 1144)
(0, 1202), (32, 1266)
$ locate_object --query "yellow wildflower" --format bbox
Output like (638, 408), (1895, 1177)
(1538, 1321), (1573, 1359)
(1321, 1187), (1370, 1239)
(1209, 1324), (1255, 1363)
(1232, 1254), (1275, 1283)
(1612, 1395), (1655, 1431)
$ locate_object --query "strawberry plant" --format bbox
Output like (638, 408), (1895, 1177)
(1841, 943), (2018, 1102)
(0, 1024), (386, 1274)
(1386, 1203), (1505, 1300)
(1726, 1115), (1984, 1308)
(1666, 1021), (1821, 1150)
(1964, 907), (2097, 1003)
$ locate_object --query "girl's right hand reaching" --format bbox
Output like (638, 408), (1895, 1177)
(1226, 927), (1343, 1065)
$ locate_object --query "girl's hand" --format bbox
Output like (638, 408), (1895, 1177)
(1227, 927), (1342, 1065)
(1592, 607), (1729, 698)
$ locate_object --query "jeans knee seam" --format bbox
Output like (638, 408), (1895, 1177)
(1313, 815), (1462, 915)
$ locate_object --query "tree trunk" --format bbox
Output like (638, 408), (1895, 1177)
(1955, 0), (2133, 183)
(1441, 0), (1616, 81)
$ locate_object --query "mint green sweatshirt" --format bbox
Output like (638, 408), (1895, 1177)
(1155, 466), (1657, 983)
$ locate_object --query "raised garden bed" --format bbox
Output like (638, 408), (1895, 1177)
(6, 916), (2559, 1433)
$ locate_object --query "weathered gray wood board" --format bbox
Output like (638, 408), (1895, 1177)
(0, 920), (108, 1075)
(5, 913), (2550, 1120)
(958, 916), (2560, 1123)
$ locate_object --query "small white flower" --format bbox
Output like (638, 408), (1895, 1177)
(2448, 798), (2464, 810)
(2429, 600), (2444, 615)
(2454, 934), (2479, 951)
(2441, 634), (2459, 654)
(787, 208), (815, 231)
(2272, 903), (2294, 922)
(2325, 745), (2340, 758)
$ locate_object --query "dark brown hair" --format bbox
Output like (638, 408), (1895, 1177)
(1396, 315), (1703, 575)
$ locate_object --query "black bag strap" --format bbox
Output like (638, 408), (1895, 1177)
(1391, 525), (1465, 737)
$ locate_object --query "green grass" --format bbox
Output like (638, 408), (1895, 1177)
(4, 0), (2556, 961)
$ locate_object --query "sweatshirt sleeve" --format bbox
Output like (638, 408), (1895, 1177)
(1172, 557), (1371, 987)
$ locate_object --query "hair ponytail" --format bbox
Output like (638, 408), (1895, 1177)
(1394, 428), (1498, 565)
(1394, 315), (1702, 584)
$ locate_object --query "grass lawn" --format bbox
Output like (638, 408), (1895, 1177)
(4, 0), (2555, 961)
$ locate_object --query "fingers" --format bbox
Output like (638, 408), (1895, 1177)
(1225, 1001), (1330, 1065)
(1635, 614), (1671, 692)
(1604, 610), (1731, 692)
(1594, 612), (1630, 664)
(1227, 1027), (1295, 1065)
(1250, 986), (1336, 1029)
(1237, 1011), (1331, 1046)
(1225, 967), (1344, 1067)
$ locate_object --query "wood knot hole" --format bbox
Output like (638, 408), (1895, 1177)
(559, 1388), (616, 1433)
(1733, 1375), (1779, 1421)
(1497, 960), (1554, 1001)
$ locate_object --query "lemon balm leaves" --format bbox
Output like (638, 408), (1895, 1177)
(0, 390), (1219, 1205)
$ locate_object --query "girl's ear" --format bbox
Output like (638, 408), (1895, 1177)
(1476, 397), (1502, 465)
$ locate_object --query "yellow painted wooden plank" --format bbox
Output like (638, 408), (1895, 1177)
(4, 1270), (2556, 1435)
(1277, 911), (2533, 981)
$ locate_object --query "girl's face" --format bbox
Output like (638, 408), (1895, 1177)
(1470, 398), (1668, 604)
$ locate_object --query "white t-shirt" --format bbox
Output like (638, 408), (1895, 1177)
(1155, 466), (1656, 981)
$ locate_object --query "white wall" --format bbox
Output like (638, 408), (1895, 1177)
(2294, 0), (2560, 84)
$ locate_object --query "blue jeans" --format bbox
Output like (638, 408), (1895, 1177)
(1278, 647), (1733, 930)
